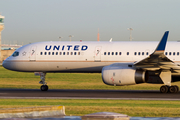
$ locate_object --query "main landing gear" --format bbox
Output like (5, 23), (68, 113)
(39, 72), (48, 91)
(159, 70), (179, 93)
(160, 85), (179, 93)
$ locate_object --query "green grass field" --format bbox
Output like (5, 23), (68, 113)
(0, 99), (180, 117)
(1, 66), (180, 117)
(1, 66), (180, 90)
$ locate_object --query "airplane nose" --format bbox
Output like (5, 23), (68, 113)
(2, 60), (12, 70)
(2, 60), (8, 69)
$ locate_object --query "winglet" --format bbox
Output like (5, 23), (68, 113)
(154, 31), (169, 53)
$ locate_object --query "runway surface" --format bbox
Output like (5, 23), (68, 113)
(0, 89), (180, 100)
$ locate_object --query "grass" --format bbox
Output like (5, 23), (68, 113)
(1, 66), (180, 90)
(0, 99), (180, 117)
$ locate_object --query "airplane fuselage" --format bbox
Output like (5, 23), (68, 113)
(3, 41), (180, 74)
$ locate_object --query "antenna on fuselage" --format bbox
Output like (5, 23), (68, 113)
(109, 38), (112, 42)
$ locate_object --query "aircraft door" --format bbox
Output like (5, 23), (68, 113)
(29, 46), (37, 61)
(94, 46), (102, 62)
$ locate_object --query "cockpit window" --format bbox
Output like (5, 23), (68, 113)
(12, 51), (19, 57)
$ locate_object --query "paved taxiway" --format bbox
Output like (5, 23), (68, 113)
(0, 89), (180, 100)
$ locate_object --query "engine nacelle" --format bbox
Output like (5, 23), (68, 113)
(102, 63), (148, 86)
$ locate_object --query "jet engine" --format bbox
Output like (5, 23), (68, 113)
(101, 63), (148, 86)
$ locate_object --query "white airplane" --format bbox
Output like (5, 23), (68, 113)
(2, 31), (180, 93)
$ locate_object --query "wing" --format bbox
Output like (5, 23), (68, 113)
(134, 31), (180, 71)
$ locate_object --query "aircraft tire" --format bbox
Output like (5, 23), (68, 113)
(160, 85), (168, 93)
(174, 85), (179, 93)
(169, 86), (177, 93)
(41, 85), (48, 91)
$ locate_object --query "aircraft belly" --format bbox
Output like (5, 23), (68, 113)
(13, 61), (113, 73)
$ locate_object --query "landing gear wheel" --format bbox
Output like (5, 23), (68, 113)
(169, 86), (177, 93)
(160, 85), (168, 93)
(173, 85), (179, 93)
(41, 85), (48, 91)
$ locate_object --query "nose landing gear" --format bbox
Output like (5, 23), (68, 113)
(38, 72), (48, 91)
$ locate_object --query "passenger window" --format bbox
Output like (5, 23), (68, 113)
(67, 52), (69, 55)
(146, 52), (148, 55)
(108, 52), (110, 55)
(177, 52), (179, 55)
(40, 52), (43, 55)
(119, 52), (121, 55)
(142, 52), (144, 55)
(12, 51), (19, 57)
(78, 52), (80, 55)
(112, 52), (114, 55)
(56, 52), (58, 55)
(169, 52), (171, 55)
(165, 52), (167, 55)
(60, 52), (62, 55)
(63, 52), (65, 55)
(74, 52), (77, 55)
(138, 52), (140, 55)
(104, 52), (106, 55)
(173, 52), (175, 55)
(71, 52), (73, 55)
(52, 52), (54, 55)
(48, 52), (51, 55)
(44, 52), (47, 55)
(134, 52), (137, 55)
(127, 52), (129, 55)
(115, 52), (118, 55)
